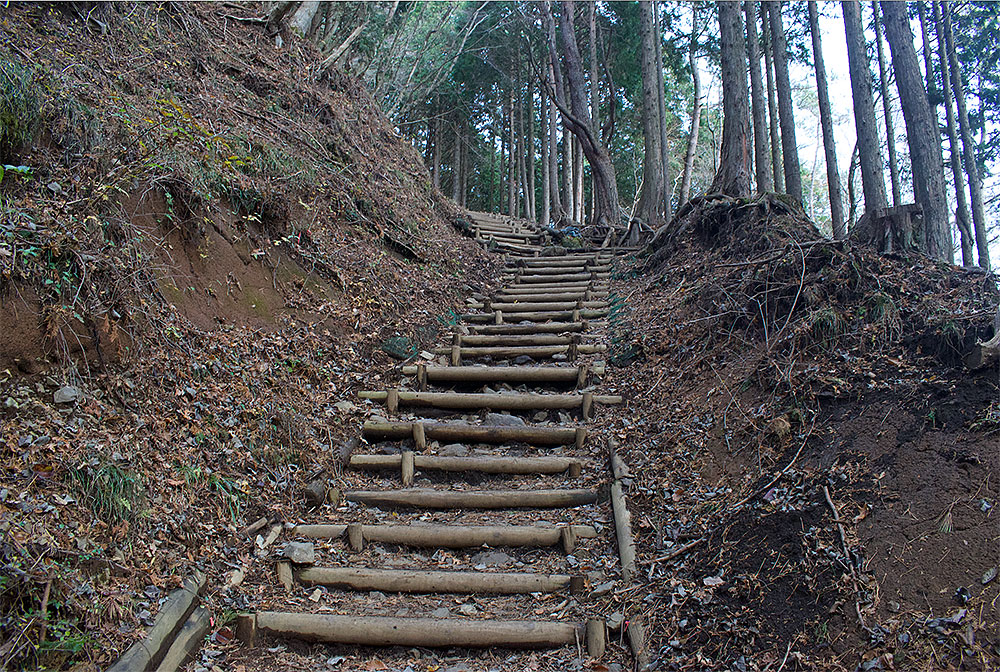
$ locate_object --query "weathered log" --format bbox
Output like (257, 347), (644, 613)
(482, 301), (609, 312)
(362, 420), (585, 446)
(344, 488), (598, 509)
(469, 322), (593, 335)
(402, 363), (602, 385)
(504, 265), (611, 275)
(965, 330), (1000, 370)
(357, 390), (623, 412)
(245, 612), (584, 649)
(515, 272), (610, 283)
(627, 617), (651, 670)
(349, 454), (583, 476)
(495, 291), (610, 301)
(445, 334), (578, 346)
(291, 523), (599, 549)
(502, 282), (606, 293)
(152, 606), (211, 672)
(107, 572), (206, 672)
(586, 619), (607, 659)
(430, 344), (606, 358)
(611, 480), (637, 583)
(461, 308), (608, 324)
(296, 567), (579, 594)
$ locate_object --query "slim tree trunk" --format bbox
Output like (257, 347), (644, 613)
(541, 85), (551, 228)
(767, 1), (802, 203)
(934, 1), (973, 266)
(881, 0), (952, 262)
(588, 0), (601, 225)
(574, 137), (584, 222)
(842, 0), (888, 215)
(679, 4), (702, 204)
(944, 1), (990, 269)
(710, 0), (751, 197)
(563, 124), (574, 220)
(761, 2), (784, 193)
(872, 1), (901, 207)
(654, 1), (672, 220)
(746, 0), (771, 193)
(808, 1), (845, 239)
(528, 82), (537, 221)
(917, 3), (937, 97)
(452, 120), (462, 203)
(431, 106), (441, 190)
(547, 62), (563, 220)
(637, 0), (665, 224)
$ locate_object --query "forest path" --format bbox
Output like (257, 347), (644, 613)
(230, 212), (640, 670)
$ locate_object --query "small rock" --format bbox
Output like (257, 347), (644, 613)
(470, 550), (512, 566)
(431, 606), (450, 618)
(591, 581), (614, 596)
(532, 411), (548, 422)
(17, 436), (31, 448)
(282, 541), (315, 565)
(439, 443), (470, 457)
(303, 480), (327, 507)
(47, 181), (62, 194)
(551, 353), (568, 361)
(458, 603), (478, 616)
(513, 355), (534, 365)
(53, 385), (80, 404)
(982, 566), (997, 585)
(484, 413), (525, 427)
(607, 612), (624, 630)
(333, 400), (357, 413)
(369, 591), (386, 601)
(445, 665), (471, 672)
(557, 412), (573, 424)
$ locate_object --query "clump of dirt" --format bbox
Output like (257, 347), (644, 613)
(599, 194), (998, 670)
(0, 4), (496, 669)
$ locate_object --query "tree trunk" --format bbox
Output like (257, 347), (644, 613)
(541, 86), (551, 228)
(563, 123), (574, 221)
(944, 1), (991, 270)
(574, 136), (584, 222)
(518, 84), (528, 220)
(508, 89), (517, 217)
(588, 0), (600, 133)
(431, 106), (441, 190)
(709, 0), (751, 197)
(654, 1), (672, 221)
(761, 2), (784, 193)
(917, 3), (937, 98)
(527, 81), (537, 221)
(746, 0), (771, 193)
(679, 4), (702, 204)
(808, 1), (845, 239)
(767, 1), (802, 203)
(547, 62), (563, 220)
(545, 1), (620, 231)
(637, 0), (665, 225)
(842, 0), (888, 215)
(881, 0), (952, 262)
(872, 2), (901, 207)
(452, 120), (462, 203)
(934, 1), (973, 266)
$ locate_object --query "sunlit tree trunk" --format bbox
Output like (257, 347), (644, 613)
(637, 0), (665, 224)
(808, 0), (845, 239)
(710, 0), (751, 197)
(679, 3), (702, 204)
(541, 85), (551, 228)
(761, 2), (783, 193)
(746, 0), (771, 193)
(766, 0), (801, 202)
(842, 0), (887, 215)
(654, 1), (672, 220)
(872, 1), (901, 207)
(881, 0), (952, 262)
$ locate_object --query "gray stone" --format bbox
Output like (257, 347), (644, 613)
(591, 580), (615, 596)
(303, 480), (327, 507)
(458, 603), (478, 616)
(282, 541), (315, 565)
(513, 355), (534, 365)
(470, 550), (512, 566)
(47, 181), (62, 194)
(484, 413), (525, 427)
(53, 385), (80, 404)
(532, 411), (549, 422)
(439, 443), (470, 457)
(607, 612), (624, 630)
(431, 606), (450, 618)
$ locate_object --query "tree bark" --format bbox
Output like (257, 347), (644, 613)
(746, 0), (771, 193)
(654, 1), (672, 220)
(916, 3), (937, 98)
(527, 80), (537, 221)
(637, 0), (665, 225)
(881, 0), (953, 262)
(944, 1), (991, 270)
(679, 4), (702, 204)
(842, 0), (888, 215)
(807, 1), (845, 239)
(541, 86), (551, 228)
(545, 0), (621, 232)
(766, 1), (802, 203)
(452, 120), (462, 203)
(709, 0), (751, 197)
(761, 2), (784, 193)
(547, 62), (563, 220)
(934, 1), (973, 266)
(431, 105), (441, 190)
(574, 136), (584, 222)
(872, 1), (901, 207)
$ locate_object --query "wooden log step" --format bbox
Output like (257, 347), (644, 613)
(291, 523), (599, 549)
(515, 272), (610, 283)
(350, 454), (583, 476)
(429, 344), (606, 358)
(402, 362), (604, 381)
(343, 488), (598, 510)
(495, 291), (610, 301)
(451, 334), (582, 346)
(240, 612), (589, 650)
(296, 567), (583, 595)
(501, 282), (608, 294)
(461, 308), (608, 324)
(468, 322), (597, 335)
(362, 421), (586, 447)
(479, 300), (609, 311)
(358, 390), (623, 415)
(504, 265), (611, 275)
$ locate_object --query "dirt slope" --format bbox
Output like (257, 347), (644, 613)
(601, 195), (999, 671)
(1, 4), (496, 669)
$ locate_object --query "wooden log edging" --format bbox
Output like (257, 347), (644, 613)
(107, 571), (207, 672)
(362, 420), (586, 448)
(608, 439), (647, 669)
(239, 612), (598, 650)
(152, 606), (211, 672)
(358, 390), (623, 417)
(344, 488), (598, 510)
(350, 453), (584, 477)
(297, 567), (584, 595)
(292, 523), (598, 551)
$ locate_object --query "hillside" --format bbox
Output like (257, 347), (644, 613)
(1, 4), (495, 668)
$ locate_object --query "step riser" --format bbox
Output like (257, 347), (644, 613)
(362, 421), (586, 448)
(296, 568), (582, 595)
(292, 524), (598, 550)
(344, 488), (598, 509)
